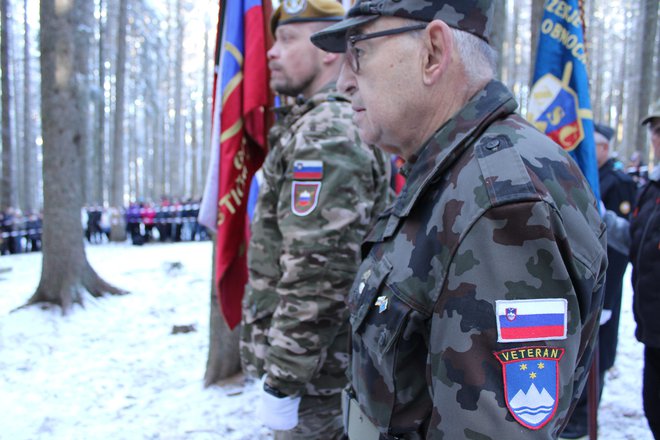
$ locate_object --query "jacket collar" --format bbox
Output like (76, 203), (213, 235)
(393, 80), (518, 217)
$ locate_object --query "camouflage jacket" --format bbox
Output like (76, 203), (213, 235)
(240, 83), (391, 398)
(348, 80), (607, 439)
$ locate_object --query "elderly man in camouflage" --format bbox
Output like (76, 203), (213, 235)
(239, 1), (391, 439)
(311, 1), (608, 439)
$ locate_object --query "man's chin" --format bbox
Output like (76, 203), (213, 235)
(271, 83), (299, 98)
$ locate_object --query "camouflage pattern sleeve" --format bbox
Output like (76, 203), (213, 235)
(427, 198), (605, 438)
(271, 123), (388, 395)
(242, 93), (391, 398)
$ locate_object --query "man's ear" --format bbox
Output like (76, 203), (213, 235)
(321, 51), (340, 65)
(422, 20), (453, 86)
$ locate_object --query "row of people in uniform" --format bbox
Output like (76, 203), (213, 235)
(0, 207), (42, 255)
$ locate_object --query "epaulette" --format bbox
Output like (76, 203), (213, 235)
(474, 133), (539, 206)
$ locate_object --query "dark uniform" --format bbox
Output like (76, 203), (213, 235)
(631, 101), (660, 438)
(598, 158), (637, 371)
(562, 155), (637, 438)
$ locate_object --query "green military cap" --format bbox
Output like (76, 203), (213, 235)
(310, 0), (494, 53)
(641, 99), (660, 125)
(271, 0), (345, 36)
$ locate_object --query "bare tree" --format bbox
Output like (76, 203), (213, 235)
(172, 0), (185, 198)
(490, 0), (506, 80)
(204, 245), (241, 386)
(529, 0), (545, 89)
(26, 0), (126, 312)
(1, 0), (14, 209)
(110, 0), (128, 209)
(94, 0), (107, 205)
(22, 0), (35, 213)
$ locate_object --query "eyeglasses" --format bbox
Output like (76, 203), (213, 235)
(346, 24), (427, 73)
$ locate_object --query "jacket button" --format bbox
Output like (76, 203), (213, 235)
(486, 139), (500, 150)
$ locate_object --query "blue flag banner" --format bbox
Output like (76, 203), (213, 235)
(528, 0), (600, 201)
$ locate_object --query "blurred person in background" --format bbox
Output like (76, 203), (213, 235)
(630, 99), (660, 439)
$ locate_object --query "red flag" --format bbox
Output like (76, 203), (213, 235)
(199, 0), (272, 329)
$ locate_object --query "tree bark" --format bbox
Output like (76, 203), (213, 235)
(529, 0), (545, 90)
(22, 0), (35, 214)
(110, 0), (128, 209)
(490, 0), (506, 81)
(94, 0), (107, 205)
(173, 0), (185, 198)
(634, 0), (659, 158)
(1, 0), (14, 209)
(28, 0), (126, 312)
(204, 243), (241, 386)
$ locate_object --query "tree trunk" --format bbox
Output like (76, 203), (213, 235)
(201, 19), (211, 191)
(529, 0), (545, 90)
(75, 0), (93, 206)
(95, 0), (107, 205)
(22, 0), (35, 214)
(634, 0), (659, 158)
(1, 0), (14, 209)
(29, 0), (126, 312)
(173, 0), (185, 197)
(110, 0), (128, 209)
(490, 0), (506, 81)
(204, 243), (241, 386)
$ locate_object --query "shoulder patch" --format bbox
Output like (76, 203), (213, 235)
(494, 347), (565, 430)
(496, 299), (567, 342)
(293, 160), (323, 180)
(291, 181), (321, 216)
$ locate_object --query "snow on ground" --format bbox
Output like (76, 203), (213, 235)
(0, 241), (654, 439)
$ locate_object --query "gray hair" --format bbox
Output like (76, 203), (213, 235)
(451, 28), (497, 87)
(400, 19), (497, 87)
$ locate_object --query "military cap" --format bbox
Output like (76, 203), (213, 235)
(641, 99), (660, 125)
(311, 0), (494, 53)
(594, 123), (615, 142)
(271, 0), (345, 36)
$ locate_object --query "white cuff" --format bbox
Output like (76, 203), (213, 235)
(599, 309), (612, 325)
(257, 380), (301, 431)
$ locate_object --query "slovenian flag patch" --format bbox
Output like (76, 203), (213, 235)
(293, 160), (323, 180)
(496, 299), (568, 342)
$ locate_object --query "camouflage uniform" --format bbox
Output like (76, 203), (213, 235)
(346, 81), (607, 439)
(240, 83), (391, 438)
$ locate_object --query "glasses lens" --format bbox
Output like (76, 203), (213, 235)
(349, 45), (359, 73)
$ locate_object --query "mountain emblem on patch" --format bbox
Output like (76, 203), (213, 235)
(291, 181), (321, 217)
(495, 347), (565, 430)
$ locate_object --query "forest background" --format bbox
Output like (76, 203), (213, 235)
(0, 0), (658, 213)
(0, 0), (659, 384)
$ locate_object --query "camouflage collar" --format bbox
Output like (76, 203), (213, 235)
(288, 82), (349, 117)
(394, 80), (518, 217)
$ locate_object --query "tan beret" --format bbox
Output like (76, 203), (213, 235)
(271, 0), (345, 36)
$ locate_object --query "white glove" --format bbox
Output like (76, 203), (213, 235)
(256, 378), (301, 431)
(599, 309), (612, 325)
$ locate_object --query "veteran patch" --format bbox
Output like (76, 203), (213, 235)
(293, 160), (323, 180)
(495, 347), (564, 430)
(291, 181), (321, 216)
(496, 299), (567, 342)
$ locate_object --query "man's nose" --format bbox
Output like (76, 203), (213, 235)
(337, 62), (356, 96)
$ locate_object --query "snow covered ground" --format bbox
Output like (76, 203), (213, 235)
(0, 241), (654, 439)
